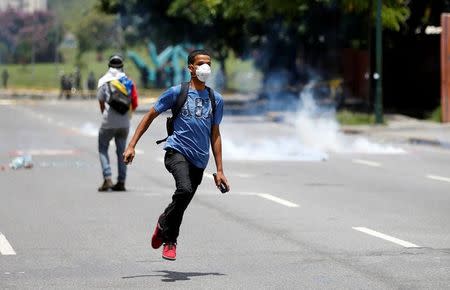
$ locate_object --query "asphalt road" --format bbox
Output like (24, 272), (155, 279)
(0, 99), (449, 289)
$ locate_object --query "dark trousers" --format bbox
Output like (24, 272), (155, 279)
(158, 149), (204, 243)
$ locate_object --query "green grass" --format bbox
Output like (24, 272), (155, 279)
(427, 106), (442, 123)
(336, 110), (377, 125)
(0, 48), (142, 90)
(2, 63), (72, 90)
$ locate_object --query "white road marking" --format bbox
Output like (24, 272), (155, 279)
(144, 159), (296, 207)
(352, 227), (420, 248)
(352, 159), (381, 167)
(255, 193), (299, 208)
(132, 190), (299, 207)
(426, 174), (450, 183)
(11, 149), (78, 156)
(0, 233), (16, 255)
(0, 100), (15, 105)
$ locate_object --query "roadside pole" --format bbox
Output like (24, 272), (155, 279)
(441, 14), (450, 123)
(374, 0), (384, 124)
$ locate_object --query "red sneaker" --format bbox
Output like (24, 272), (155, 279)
(162, 243), (176, 261)
(151, 223), (163, 249)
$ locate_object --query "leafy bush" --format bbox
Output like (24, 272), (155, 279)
(0, 9), (61, 63)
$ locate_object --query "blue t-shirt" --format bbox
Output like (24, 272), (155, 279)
(154, 85), (224, 169)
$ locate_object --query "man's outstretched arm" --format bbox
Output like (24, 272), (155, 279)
(211, 124), (230, 191)
(123, 107), (159, 164)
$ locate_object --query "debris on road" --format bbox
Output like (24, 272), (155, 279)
(9, 155), (33, 170)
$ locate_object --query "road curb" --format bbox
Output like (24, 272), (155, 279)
(341, 127), (450, 150)
(408, 137), (450, 149)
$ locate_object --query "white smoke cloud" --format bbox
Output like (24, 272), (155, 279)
(223, 82), (405, 161)
(293, 87), (405, 154)
(222, 138), (328, 161)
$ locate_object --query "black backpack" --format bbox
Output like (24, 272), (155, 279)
(107, 78), (132, 115)
(156, 82), (216, 144)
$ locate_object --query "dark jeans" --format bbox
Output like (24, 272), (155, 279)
(158, 149), (204, 243)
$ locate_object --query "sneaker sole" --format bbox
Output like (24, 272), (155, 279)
(162, 255), (176, 261)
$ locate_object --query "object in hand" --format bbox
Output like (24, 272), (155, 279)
(213, 173), (229, 193)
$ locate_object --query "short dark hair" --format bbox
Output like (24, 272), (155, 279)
(108, 54), (124, 68)
(188, 49), (210, 65)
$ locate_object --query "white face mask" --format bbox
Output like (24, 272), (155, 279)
(195, 64), (211, 83)
(108, 67), (123, 76)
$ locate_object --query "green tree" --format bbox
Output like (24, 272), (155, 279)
(75, 10), (116, 63)
(97, 0), (411, 92)
(342, 0), (410, 31)
(98, 0), (410, 58)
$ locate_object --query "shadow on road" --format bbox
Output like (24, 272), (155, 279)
(122, 270), (226, 282)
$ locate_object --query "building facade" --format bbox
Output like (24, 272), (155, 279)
(0, 0), (47, 12)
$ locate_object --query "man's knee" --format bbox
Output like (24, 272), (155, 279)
(175, 184), (194, 196)
(98, 141), (108, 152)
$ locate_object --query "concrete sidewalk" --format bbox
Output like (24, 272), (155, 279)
(341, 114), (450, 149)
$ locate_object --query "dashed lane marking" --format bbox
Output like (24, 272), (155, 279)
(155, 158), (297, 207)
(426, 174), (450, 183)
(131, 190), (299, 208)
(10, 149), (79, 156)
(254, 193), (299, 208)
(352, 159), (381, 167)
(352, 227), (420, 248)
(0, 233), (16, 255)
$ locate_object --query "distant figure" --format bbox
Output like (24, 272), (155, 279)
(64, 74), (73, 100)
(96, 54), (139, 192)
(59, 73), (65, 99)
(87, 71), (96, 98)
(140, 67), (149, 89)
(2, 69), (9, 88)
(74, 68), (81, 90)
(59, 74), (72, 100)
(156, 66), (164, 88)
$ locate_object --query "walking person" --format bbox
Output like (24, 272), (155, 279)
(87, 71), (96, 98)
(2, 69), (9, 88)
(123, 49), (230, 261)
(97, 54), (139, 191)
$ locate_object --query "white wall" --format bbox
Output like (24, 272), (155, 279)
(0, 0), (47, 12)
